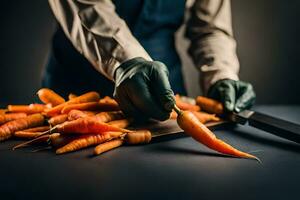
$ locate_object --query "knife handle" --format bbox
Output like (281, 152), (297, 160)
(248, 112), (300, 144)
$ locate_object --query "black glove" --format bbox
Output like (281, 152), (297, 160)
(113, 57), (175, 121)
(208, 79), (256, 112)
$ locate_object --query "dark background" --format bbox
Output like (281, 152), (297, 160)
(0, 0), (299, 104)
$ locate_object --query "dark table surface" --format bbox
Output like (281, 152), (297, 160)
(1, 105), (300, 200)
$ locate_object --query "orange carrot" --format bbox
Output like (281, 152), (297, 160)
(52, 117), (131, 135)
(191, 111), (220, 124)
(94, 139), (123, 155)
(50, 133), (74, 148)
(7, 105), (29, 113)
(95, 111), (125, 123)
(107, 119), (132, 129)
(196, 96), (224, 115)
(61, 97), (120, 113)
(175, 95), (200, 111)
(0, 114), (44, 141)
(48, 114), (68, 126)
(68, 93), (77, 100)
(37, 88), (65, 106)
(16, 126), (49, 133)
(61, 102), (100, 114)
(170, 111), (178, 119)
(8, 104), (48, 114)
(0, 113), (27, 125)
(45, 91), (100, 117)
(107, 131), (124, 138)
(14, 125), (49, 138)
(56, 133), (111, 154)
(170, 110), (220, 124)
(65, 91), (100, 103)
(29, 104), (49, 113)
(174, 106), (258, 160)
(99, 96), (118, 104)
(125, 130), (152, 144)
(0, 109), (8, 115)
(14, 131), (44, 138)
(98, 96), (120, 111)
(67, 110), (96, 121)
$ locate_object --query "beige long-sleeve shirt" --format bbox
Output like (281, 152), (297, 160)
(49, 0), (239, 94)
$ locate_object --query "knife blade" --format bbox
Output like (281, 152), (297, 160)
(229, 110), (300, 144)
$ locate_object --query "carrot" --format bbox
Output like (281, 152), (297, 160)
(107, 131), (124, 138)
(0, 109), (8, 115)
(99, 96), (118, 103)
(174, 105), (258, 161)
(61, 98), (120, 114)
(48, 114), (68, 126)
(0, 113), (44, 141)
(0, 113), (27, 125)
(107, 119), (132, 129)
(50, 133), (74, 148)
(64, 91), (100, 103)
(45, 91), (100, 117)
(170, 111), (178, 119)
(175, 95), (200, 111)
(125, 130), (152, 144)
(94, 139), (123, 155)
(67, 110), (96, 121)
(98, 96), (120, 111)
(95, 111), (124, 123)
(8, 104), (48, 114)
(16, 126), (49, 133)
(14, 126), (50, 138)
(37, 88), (65, 106)
(196, 96), (224, 115)
(61, 102), (100, 114)
(29, 104), (49, 113)
(56, 133), (111, 154)
(51, 132), (120, 149)
(51, 117), (131, 135)
(14, 131), (44, 138)
(68, 93), (77, 100)
(170, 110), (220, 124)
(191, 111), (220, 123)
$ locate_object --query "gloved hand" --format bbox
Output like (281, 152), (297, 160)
(208, 79), (256, 113)
(113, 57), (175, 121)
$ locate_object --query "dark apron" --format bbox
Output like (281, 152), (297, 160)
(43, 0), (186, 98)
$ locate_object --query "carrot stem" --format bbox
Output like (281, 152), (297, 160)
(13, 134), (50, 150)
(173, 105), (182, 115)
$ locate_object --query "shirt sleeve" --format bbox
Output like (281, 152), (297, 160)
(185, 0), (239, 94)
(48, 0), (152, 81)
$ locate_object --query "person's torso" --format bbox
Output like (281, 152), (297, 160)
(47, 0), (187, 95)
(113, 0), (185, 60)
(113, 0), (187, 94)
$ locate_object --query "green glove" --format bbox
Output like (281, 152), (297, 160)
(208, 79), (256, 112)
(113, 57), (175, 121)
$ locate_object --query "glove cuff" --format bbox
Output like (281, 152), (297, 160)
(114, 57), (147, 81)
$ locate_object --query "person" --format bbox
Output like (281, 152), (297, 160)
(44, 0), (256, 121)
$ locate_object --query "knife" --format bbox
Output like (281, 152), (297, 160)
(229, 110), (300, 144)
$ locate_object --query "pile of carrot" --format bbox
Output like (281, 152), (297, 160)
(0, 88), (258, 161)
(0, 88), (156, 155)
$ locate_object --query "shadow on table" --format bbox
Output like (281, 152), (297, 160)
(148, 124), (300, 155)
(144, 143), (233, 159)
(230, 127), (300, 153)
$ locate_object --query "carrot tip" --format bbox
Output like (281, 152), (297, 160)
(12, 143), (29, 150)
(243, 154), (261, 163)
(251, 156), (262, 163)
